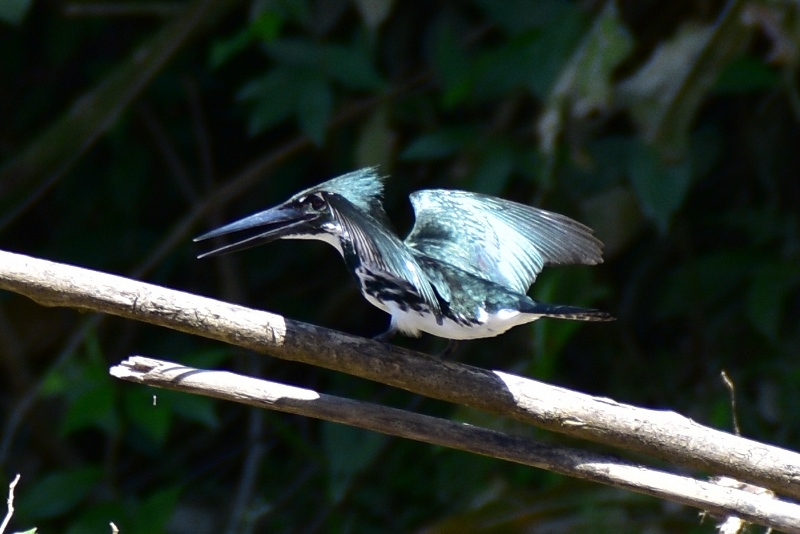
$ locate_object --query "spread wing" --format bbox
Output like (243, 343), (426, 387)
(328, 194), (444, 323)
(405, 190), (604, 294)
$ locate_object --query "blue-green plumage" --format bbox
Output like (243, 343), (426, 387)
(195, 168), (613, 341)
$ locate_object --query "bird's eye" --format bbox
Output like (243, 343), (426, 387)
(307, 194), (325, 210)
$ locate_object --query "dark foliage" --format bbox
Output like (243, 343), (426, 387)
(1, 0), (799, 532)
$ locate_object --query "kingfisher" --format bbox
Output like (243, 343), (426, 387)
(195, 168), (612, 344)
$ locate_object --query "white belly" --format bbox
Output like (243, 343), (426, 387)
(366, 295), (540, 340)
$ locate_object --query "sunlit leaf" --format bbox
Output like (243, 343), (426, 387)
(356, 105), (395, 168)
(618, 0), (750, 157)
(354, 0), (394, 29)
(539, 2), (634, 154)
(580, 186), (645, 258)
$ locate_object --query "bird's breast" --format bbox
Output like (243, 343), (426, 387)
(389, 304), (538, 340)
(354, 265), (542, 340)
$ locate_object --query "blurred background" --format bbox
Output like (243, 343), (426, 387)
(1, 0), (799, 532)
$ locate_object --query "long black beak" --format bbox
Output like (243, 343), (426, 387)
(194, 205), (314, 259)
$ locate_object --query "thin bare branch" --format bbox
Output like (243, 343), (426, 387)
(0, 474), (21, 534)
(111, 356), (800, 533)
(1, 249), (799, 505)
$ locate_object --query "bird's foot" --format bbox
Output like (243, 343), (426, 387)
(372, 326), (397, 343)
(436, 339), (459, 358)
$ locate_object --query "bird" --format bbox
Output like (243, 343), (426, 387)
(195, 168), (613, 347)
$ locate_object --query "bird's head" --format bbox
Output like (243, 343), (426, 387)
(195, 167), (388, 258)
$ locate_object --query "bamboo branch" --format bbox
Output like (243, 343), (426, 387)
(111, 355), (800, 533)
(1, 248), (799, 504)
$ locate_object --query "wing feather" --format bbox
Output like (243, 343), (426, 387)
(328, 194), (444, 323)
(405, 190), (604, 294)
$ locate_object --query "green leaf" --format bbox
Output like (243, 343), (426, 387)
(688, 124), (722, 180)
(131, 487), (182, 534)
(40, 366), (69, 395)
(322, 423), (386, 503)
(400, 128), (476, 160)
(522, 8), (586, 99)
(238, 69), (297, 135)
(354, 0), (394, 29)
(0, 0), (32, 25)
(323, 44), (384, 91)
(746, 263), (800, 341)
(296, 74), (333, 145)
(472, 0), (572, 34)
(182, 347), (231, 369)
(618, 1), (751, 157)
(264, 38), (322, 67)
(469, 9), (585, 103)
(583, 135), (635, 187)
(627, 141), (693, 232)
(210, 30), (255, 70)
(660, 251), (757, 317)
(19, 468), (103, 521)
(124, 388), (172, 446)
(61, 383), (118, 435)
(539, 2), (634, 153)
(64, 502), (126, 534)
(529, 267), (605, 378)
(433, 21), (472, 108)
(269, 0), (312, 26)
(714, 55), (780, 94)
(469, 40), (531, 101)
(472, 144), (514, 196)
(208, 2), (293, 65)
(250, 10), (285, 41)
(160, 389), (219, 428)
(356, 105), (394, 168)
(580, 186), (645, 257)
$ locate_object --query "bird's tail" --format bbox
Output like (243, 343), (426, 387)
(523, 301), (615, 322)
